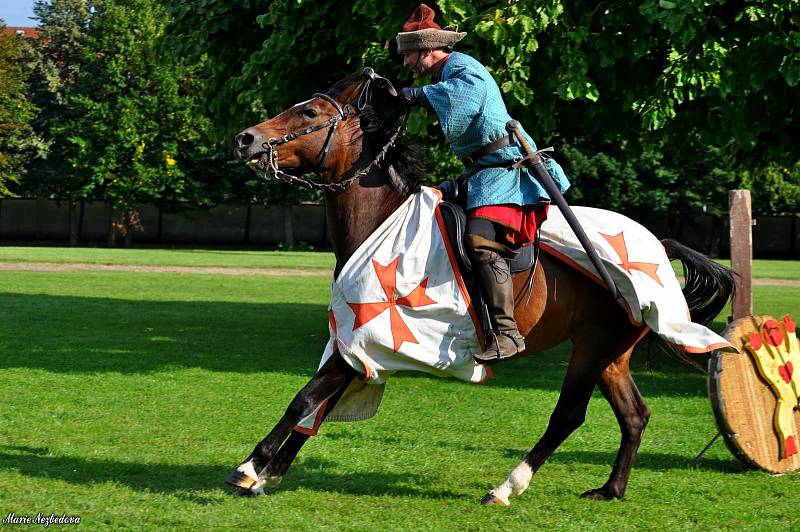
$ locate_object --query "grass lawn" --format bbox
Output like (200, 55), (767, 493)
(0, 250), (798, 529)
(710, 259), (800, 280)
(1, 246), (798, 279)
(0, 246), (336, 270)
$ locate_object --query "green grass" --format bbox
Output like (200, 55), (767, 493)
(0, 253), (798, 529)
(1, 245), (797, 279)
(712, 259), (800, 280)
(669, 258), (799, 280)
(0, 246), (336, 270)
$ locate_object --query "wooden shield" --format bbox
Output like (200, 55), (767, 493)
(708, 315), (800, 473)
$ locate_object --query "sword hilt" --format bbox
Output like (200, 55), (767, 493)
(506, 120), (553, 169)
(506, 120), (536, 158)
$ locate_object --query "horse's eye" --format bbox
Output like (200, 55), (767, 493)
(302, 108), (318, 119)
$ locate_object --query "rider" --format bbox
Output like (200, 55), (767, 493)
(395, 4), (570, 364)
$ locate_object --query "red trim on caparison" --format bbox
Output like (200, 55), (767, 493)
(294, 399), (328, 436)
(671, 340), (733, 354)
(434, 204), (485, 346)
(478, 366), (493, 384)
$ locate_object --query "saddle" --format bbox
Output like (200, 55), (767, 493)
(438, 200), (540, 331)
(438, 201), (538, 274)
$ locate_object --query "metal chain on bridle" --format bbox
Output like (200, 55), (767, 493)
(256, 70), (409, 193)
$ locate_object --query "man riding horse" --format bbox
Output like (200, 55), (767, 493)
(395, 4), (571, 364)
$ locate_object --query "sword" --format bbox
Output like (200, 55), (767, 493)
(506, 120), (628, 313)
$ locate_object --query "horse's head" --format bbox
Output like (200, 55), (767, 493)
(233, 68), (399, 184)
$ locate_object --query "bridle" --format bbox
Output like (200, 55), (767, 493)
(255, 68), (409, 194)
(264, 92), (349, 174)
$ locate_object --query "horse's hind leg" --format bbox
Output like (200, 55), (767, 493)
(482, 354), (601, 506)
(226, 351), (356, 492)
(581, 356), (650, 500)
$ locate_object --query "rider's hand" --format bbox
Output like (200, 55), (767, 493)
(398, 87), (431, 110)
(438, 179), (459, 202)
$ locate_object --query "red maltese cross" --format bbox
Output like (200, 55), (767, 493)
(347, 257), (437, 352)
(599, 231), (663, 287)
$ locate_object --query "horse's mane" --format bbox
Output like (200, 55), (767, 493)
(327, 74), (427, 194)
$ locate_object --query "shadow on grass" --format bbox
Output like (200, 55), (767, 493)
(527, 449), (745, 474)
(0, 292), (711, 396)
(0, 443), (746, 506)
(321, 431), (742, 474)
(0, 445), (470, 502)
(0, 293), (326, 376)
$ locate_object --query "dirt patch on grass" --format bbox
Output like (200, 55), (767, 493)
(1, 261), (798, 286)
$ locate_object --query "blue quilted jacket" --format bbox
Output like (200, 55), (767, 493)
(421, 52), (570, 209)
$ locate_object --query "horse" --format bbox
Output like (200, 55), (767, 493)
(228, 69), (734, 505)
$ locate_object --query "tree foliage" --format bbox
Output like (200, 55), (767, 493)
(11, 1), (800, 220)
(173, 0), (798, 217)
(20, 0), (93, 198)
(0, 21), (42, 195)
(47, 0), (213, 218)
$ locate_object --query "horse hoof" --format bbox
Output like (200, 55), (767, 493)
(226, 469), (257, 490)
(226, 460), (260, 490)
(480, 491), (510, 506)
(580, 487), (619, 501)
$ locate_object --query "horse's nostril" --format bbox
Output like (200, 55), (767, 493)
(235, 132), (255, 149)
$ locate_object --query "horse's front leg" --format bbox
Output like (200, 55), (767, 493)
(251, 371), (355, 491)
(226, 351), (357, 492)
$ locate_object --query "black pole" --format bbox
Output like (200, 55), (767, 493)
(507, 121), (628, 314)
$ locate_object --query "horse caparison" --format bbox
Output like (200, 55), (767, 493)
(229, 70), (734, 505)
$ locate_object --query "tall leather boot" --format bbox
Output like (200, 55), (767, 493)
(467, 237), (526, 364)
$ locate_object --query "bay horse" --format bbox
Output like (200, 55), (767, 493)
(229, 69), (734, 505)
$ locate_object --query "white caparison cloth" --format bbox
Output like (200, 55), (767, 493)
(297, 191), (733, 434)
(539, 205), (734, 353)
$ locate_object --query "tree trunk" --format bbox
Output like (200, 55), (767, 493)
(283, 205), (295, 247)
(124, 211), (134, 248)
(68, 200), (78, 246)
(107, 208), (117, 247)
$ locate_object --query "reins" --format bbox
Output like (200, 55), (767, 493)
(256, 70), (409, 194)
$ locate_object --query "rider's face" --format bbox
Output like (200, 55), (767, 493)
(402, 50), (428, 75)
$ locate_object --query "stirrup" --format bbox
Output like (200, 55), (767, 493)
(473, 330), (525, 365)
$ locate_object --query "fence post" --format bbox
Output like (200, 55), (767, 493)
(729, 190), (752, 319)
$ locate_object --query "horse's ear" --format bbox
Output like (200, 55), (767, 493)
(362, 67), (398, 97)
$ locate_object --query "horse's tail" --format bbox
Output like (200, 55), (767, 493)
(661, 238), (736, 325)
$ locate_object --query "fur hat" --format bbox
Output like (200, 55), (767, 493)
(395, 4), (466, 54)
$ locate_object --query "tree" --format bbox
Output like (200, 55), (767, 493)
(17, 0), (93, 201)
(50, 0), (213, 245)
(225, 0), (800, 217)
(0, 21), (43, 196)
(163, 0), (331, 206)
(15, 1), (800, 225)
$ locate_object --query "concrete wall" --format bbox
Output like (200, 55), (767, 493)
(0, 199), (329, 248)
(0, 198), (796, 257)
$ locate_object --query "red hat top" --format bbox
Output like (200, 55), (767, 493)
(402, 4), (442, 32)
(396, 3), (466, 54)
